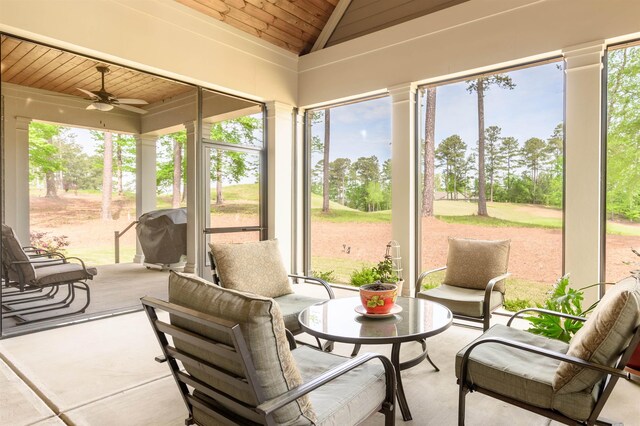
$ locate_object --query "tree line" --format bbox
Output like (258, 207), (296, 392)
(433, 123), (563, 207)
(28, 115), (262, 221)
(606, 46), (640, 222)
(311, 154), (392, 212)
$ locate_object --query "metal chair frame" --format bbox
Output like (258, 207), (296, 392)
(2, 249), (92, 325)
(142, 296), (397, 426)
(458, 308), (640, 426)
(416, 266), (511, 331)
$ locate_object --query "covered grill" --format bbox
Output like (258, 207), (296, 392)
(136, 208), (187, 265)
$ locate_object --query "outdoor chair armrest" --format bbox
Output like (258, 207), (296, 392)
(289, 274), (335, 299)
(22, 246), (50, 256)
(483, 272), (511, 312)
(11, 255), (68, 267)
(506, 308), (587, 327)
(285, 329), (297, 350)
(416, 266), (447, 294)
(256, 352), (395, 416)
(458, 336), (629, 390)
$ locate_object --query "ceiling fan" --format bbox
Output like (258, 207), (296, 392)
(77, 66), (148, 114)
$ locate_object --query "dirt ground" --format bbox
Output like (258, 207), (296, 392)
(29, 194), (639, 284)
(311, 217), (638, 285)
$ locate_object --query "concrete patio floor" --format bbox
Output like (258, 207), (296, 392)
(1, 283), (638, 426)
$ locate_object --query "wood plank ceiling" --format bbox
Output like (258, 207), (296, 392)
(0, 35), (192, 105)
(175, 0), (338, 55)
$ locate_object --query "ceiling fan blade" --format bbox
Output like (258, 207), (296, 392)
(116, 98), (148, 105)
(114, 103), (148, 114)
(77, 88), (99, 99)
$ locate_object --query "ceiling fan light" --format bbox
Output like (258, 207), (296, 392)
(91, 102), (113, 111)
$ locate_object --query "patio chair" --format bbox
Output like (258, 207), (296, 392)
(208, 239), (334, 336)
(415, 237), (511, 331)
(1, 224), (96, 325)
(456, 276), (640, 426)
(142, 271), (396, 426)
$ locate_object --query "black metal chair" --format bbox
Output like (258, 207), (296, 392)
(416, 237), (511, 331)
(456, 276), (640, 426)
(1, 224), (96, 325)
(208, 240), (334, 337)
(142, 271), (396, 426)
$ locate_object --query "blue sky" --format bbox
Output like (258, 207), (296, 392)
(311, 61), (564, 165)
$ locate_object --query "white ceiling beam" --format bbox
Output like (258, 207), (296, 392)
(310, 0), (353, 53)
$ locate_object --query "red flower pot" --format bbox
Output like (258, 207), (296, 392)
(359, 283), (398, 314)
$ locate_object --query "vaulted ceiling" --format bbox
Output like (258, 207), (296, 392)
(175, 0), (469, 55)
(0, 1), (471, 107)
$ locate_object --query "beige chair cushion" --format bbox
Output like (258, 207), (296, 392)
(443, 238), (510, 293)
(293, 345), (387, 425)
(34, 263), (97, 286)
(553, 276), (640, 393)
(418, 284), (503, 318)
(456, 324), (600, 421)
(209, 239), (293, 298)
(168, 271), (315, 425)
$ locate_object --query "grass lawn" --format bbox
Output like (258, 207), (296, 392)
(63, 246), (136, 266)
(311, 257), (376, 284)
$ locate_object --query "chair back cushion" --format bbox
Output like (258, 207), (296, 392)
(1, 224), (36, 283)
(553, 276), (640, 393)
(209, 239), (293, 298)
(442, 238), (510, 293)
(168, 271), (315, 424)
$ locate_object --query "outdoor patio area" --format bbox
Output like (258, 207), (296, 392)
(1, 282), (638, 426)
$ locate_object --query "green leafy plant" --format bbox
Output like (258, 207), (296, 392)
(525, 274), (599, 342)
(374, 258), (399, 283)
(350, 267), (380, 287)
(310, 269), (336, 282)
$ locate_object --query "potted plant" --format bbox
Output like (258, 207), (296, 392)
(350, 241), (404, 294)
(359, 282), (398, 314)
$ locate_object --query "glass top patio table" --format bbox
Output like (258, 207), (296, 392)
(298, 296), (453, 345)
(298, 296), (453, 421)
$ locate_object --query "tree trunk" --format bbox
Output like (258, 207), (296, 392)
(172, 139), (182, 208)
(116, 143), (124, 196)
(476, 79), (488, 216)
(422, 87), (436, 217)
(490, 173), (494, 202)
(215, 151), (224, 205)
(101, 132), (113, 221)
(322, 109), (331, 213)
(44, 136), (58, 197)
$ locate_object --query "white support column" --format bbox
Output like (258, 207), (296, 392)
(184, 121), (199, 274)
(563, 41), (605, 305)
(11, 117), (32, 245)
(389, 84), (417, 297)
(293, 109), (306, 275)
(266, 101), (295, 273)
(134, 134), (158, 263)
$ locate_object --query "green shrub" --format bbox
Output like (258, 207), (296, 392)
(524, 274), (599, 342)
(310, 269), (336, 283)
(374, 258), (399, 283)
(350, 267), (380, 287)
(503, 298), (531, 312)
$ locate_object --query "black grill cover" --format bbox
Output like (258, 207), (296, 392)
(136, 208), (187, 264)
